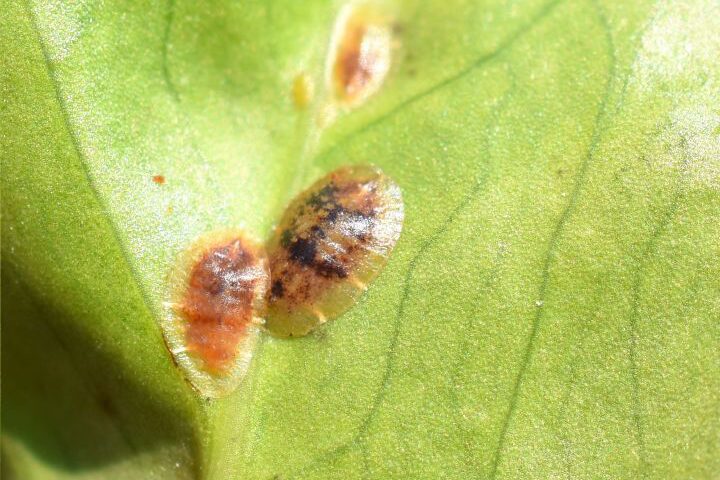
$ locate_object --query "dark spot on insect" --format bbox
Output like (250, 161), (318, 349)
(280, 229), (293, 248)
(152, 175), (166, 185)
(310, 225), (326, 238)
(271, 280), (285, 299)
(289, 237), (317, 266)
(308, 184), (337, 207)
(325, 205), (345, 223)
(316, 257), (348, 278)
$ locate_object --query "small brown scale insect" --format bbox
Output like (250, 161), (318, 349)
(181, 239), (265, 371)
(264, 165), (403, 337)
(329, 4), (392, 107)
(163, 233), (268, 397)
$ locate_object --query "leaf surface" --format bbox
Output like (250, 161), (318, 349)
(2, 0), (719, 479)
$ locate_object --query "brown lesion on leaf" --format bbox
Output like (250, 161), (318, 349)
(177, 236), (267, 374)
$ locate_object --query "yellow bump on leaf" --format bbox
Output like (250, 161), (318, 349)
(292, 72), (314, 110)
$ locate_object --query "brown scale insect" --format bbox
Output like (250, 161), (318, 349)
(264, 165), (403, 337)
(328, 4), (392, 107)
(163, 232), (269, 397)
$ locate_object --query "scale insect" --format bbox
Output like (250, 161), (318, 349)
(162, 166), (403, 395)
(162, 232), (269, 398)
(264, 165), (404, 337)
(327, 3), (393, 107)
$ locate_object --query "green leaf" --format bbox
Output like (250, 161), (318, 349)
(2, 0), (719, 478)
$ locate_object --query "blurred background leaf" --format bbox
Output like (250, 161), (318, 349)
(2, 0), (719, 478)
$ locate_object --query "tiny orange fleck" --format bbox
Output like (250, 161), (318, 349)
(152, 175), (166, 185)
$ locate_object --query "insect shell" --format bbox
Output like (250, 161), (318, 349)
(328, 3), (393, 107)
(264, 165), (404, 337)
(162, 232), (269, 398)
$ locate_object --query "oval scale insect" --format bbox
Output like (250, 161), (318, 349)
(327, 3), (393, 107)
(264, 165), (403, 337)
(162, 232), (269, 397)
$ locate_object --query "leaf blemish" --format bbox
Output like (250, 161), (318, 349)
(163, 232), (269, 397)
(328, 4), (393, 107)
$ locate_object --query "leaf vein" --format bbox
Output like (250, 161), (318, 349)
(628, 136), (689, 476)
(162, 0), (180, 101)
(488, 2), (617, 477)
